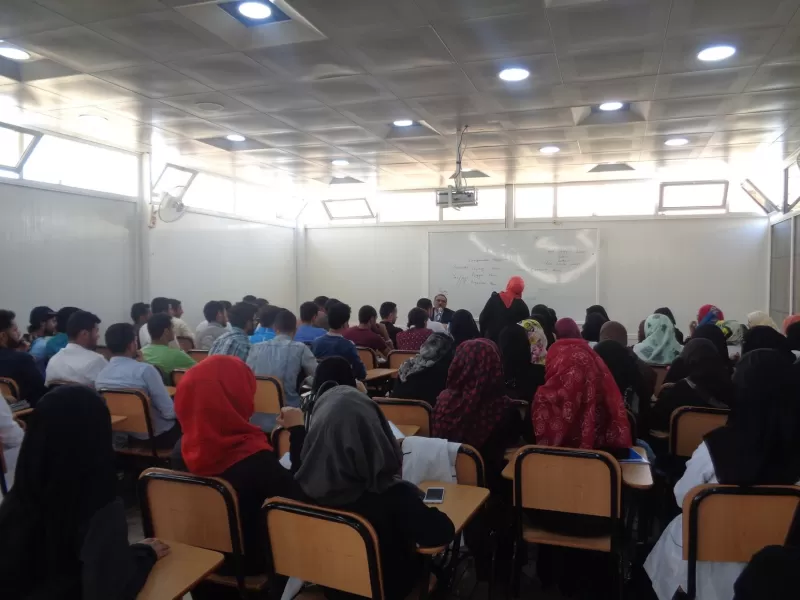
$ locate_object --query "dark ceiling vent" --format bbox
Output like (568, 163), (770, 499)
(588, 163), (635, 173)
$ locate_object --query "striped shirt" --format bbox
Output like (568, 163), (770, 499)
(209, 327), (252, 362)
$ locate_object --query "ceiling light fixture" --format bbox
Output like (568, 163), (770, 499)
(0, 45), (31, 61)
(195, 102), (225, 112)
(393, 119), (413, 127)
(238, 1), (272, 19)
(599, 101), (624, 111)
(226, 134), (246, 142)
(664, 137), (689, 146)
(331, 159), (349, 166)
(697, 45), (736, 62)
(498, 67), (530, 82)
(539, 146), (560, 154)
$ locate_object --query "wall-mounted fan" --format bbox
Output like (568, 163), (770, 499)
(157, 188), (187, 223)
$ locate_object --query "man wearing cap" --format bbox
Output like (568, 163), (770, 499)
(28, 306), (57, 374)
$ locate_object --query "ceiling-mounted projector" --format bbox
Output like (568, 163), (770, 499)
(436, 187), (478, 208)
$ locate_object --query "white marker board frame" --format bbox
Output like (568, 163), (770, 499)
(428, 228), (599, 320)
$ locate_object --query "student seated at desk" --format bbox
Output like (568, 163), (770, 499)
(295, 386), (455, 600)
(664, 323), (732, 386)
(448, 309), (480, 348)
(313, 356), (368, 394)
(742, 325), (793, 358)
(27, 305), (57, 375)
(600, 321), (657, 401)
(96, 323), (180, 450)
(45, 310), (107, 387)
(645, 349), (800, 600)
(0, 394), (24, 492)
(0, 309), (46, 406)
(44, 306), (80, 360)
(195, 300), (228, 350)
(0, 386), (169, 599)
(311, 302), (367, 380)
(634, 313), (683, 366)
(391, 333), (453, 406)
(130, 302), (151, 349)
(499, 321), (546, 402)
(343, 305), (391, 358)
(396, 307), (434, 352)
(250, 304), (281, 344)
(294, 301), (327, 343)
(172, 356), (305, 583)
(141, 313), (196, 384)
(378, 302), (403, 347)
(416, 298), (448, 335)
(208, 302), (255, 362)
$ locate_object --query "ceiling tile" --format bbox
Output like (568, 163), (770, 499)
(271, 107), (355, 131)
(388, 137), (449, 153)
(451, 131), (513, 147)
(465, 145), (534, 160)
(94, 64), (212, 98)
(500, 108), (576, 130)
(668, 0), (800, 34)
(0, 1), (73, 38)
(419, 0), (541, 20)
(206, 113), (295, 135)
(645, 117), (718, 135)
(648, 95), (737, 119)
(309, 75), (395, 106)
(431, 113), (506, 135)
(312, 126), (381, 144)
(381, 163), (437, 176)
(0, 83), (72, 111)
(254, 131), (322, 147)
(349, 27), (455, 72)
(485, 86), (568, 112)
(660, 27), (784, 74)
(563, 76), (656, 106)
(716, 110), (800, 132)
(408, 94), (490, 118)
(0, 57), (78, 86)
(160, 91), (258, 118)
(284, 144), (346, 159)
(434, 12), (553, 62)
(641, 133), (713, 149)
(102, 99), (196, 124)
(506, 127), (576, 144)
(380, 65), (477, 99)
(227, 85), (322, 112)
(767, 12), (800, 63)
(573, 123), (648, 140)
(32, 0), (168, 22)
(558, 44), (662, 82)
(529, 140), (581, 155)
(547, 0), (670, 52)
(708, 129), (783, 145)
(462, 54), (561, 92)
(247, 41), (364, 82)
(168, 53), (282, 90)
(654, 68), (757, 99)
(234, 148), (293, 163)
(365, 151), (419, 164)
(87, 10), (230, 62)
(286, 0), (426, 34)
(733, 89), (800, 113)
(197, 136), (271, 152)
(9, 26), (152, 72)
(579, 137), (644, 153)
(29, 74), (142, 105)
(157, 117), (231, 139)
(337, 100), (418, 123)
(746, 63), (800, 92)
(700, 143), (765, 158)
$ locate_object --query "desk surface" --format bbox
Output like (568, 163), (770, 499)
(363, 368), (398, 382)
(417, 482), (490, 555)
(397, 424), (420, 437)
(165, 386), (176, 396)
(136, 541), (223, 600)
(12, 407), (33, 417)
(502, 446), (653, 490)
(110, 415), (128, 425)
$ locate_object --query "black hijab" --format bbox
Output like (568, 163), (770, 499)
(449, 309), (480, 347)
(743, 326), (792, 358)
(705, 349), (800, 486)
(594, 340), (639, 397)
(786, 321), (800, 352)
(681, 338), (735, 405)
(655, 307), (685, 344)
(586, 305), (610, 321)
(312, 356), (357, 393)
(667, 324), (732, 383)
(0, 386), (117, 596)
(582, 312), (608, 343)
(498, 324), (544, 401)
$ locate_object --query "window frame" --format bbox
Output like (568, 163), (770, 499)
(0, 122), (42, 174)
(322, 198), (375, 220)
(151, 164), (197, 202)
(658, 180), (729, 212)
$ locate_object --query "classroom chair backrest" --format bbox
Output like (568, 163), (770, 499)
(271, 427), (290, 458)
(0, 377), (20, 401)
(652, 366), (669, 396)
(374, 398), (432, 437)
(387, 350), (417, 370)
(455, 444), (486, 487)
(679, 484), (800, 600)
(100, 389), (153, 437)
(188, 349), (208, 362)
(254, 376), (284, 414)
(0, 444), (7, 495)
(669, 406), (729, 458)
(264, 497), (384, 599)
(95, 345), (113, 361)
(177, 336), (194, 352)
(171, 369), (188, 387)
(513, 445), (622, 519)
(357, 346), (378, 370)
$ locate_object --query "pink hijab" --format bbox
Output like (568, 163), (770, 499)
(555, 318), (582, 339)
(499, 276), (525, 309)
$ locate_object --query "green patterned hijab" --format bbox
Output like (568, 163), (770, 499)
(633, 313), (683, 365)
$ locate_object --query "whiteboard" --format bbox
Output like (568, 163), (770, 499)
(428, 229), (599, 320)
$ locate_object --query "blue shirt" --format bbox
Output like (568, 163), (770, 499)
(311, 333), (367, 380)
(294, 324), (327, 343)
(95, 356), (176, 439)
(247, 334), (318, 408)
(209, 327), (252, 362)
(45, 333), (68, 360)
(250, 326), (275, 344)
(29, 337), (50, 375)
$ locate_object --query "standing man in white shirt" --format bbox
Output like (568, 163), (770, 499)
(416, 298), (449, 334)
(45, 310), (107, 387)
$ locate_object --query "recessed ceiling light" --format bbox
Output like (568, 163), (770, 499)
(332, 174), (346, 179)
(0, 45), (31, 61)
(697, 45), (736, 62)
(238, 1), (272, 19)
(331, 159), (349, 166)
(226, 134), (246, 142)
(539, 146), (560, 154)
(498, 67), (530, 82)
(79, 114), (108, 125)
(195, 102), (225, 112)
(664, 138), (689, 147)
(393, 119), (413, 127)
(599, 101), (624, 111)
(461, 167), (474, 172)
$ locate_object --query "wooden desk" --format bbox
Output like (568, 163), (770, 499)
(110, 415), (128, 425)
(165, 386), (176, 396)
(501, 446), (654, 490)
(363, 368), (398, 382)
(12, 407), (33, 417)
(136, 541), (223, 600)
(397, 424), (420, 437)
(417, 482), (490, 555)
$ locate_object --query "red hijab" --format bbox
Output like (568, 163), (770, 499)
(432, 339), (512, 448)
(175, 355), (272, 476)
(499, 276), (525, 309)
(533, 339), (631, 449)
(554, 317), (581, 339)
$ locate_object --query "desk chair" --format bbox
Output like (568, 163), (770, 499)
(652, 366), (669, 396)
(171, 369), (188, 387)
(387, 350), (417, 370)
(263, 497), (435, 600)
(0, 377), (20, 401)
(374, 398), (432, 437)
(271, 427), (290, 458)
(95, 345), (113, 360)
(139, 468), (266, 598)
(177, 336), (194, 352)
(511, 445), (624, 600)
(100, 389), (171, 462)
(676, 484), (800, 600)
(188, 349), (209, 362)
(455, 444), (485, 488)
(669, 406), (729, 458)
(357, 346), (379, 370)
(254, 376), (284, 414)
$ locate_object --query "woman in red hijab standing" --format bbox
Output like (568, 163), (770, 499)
(172, 355), (305, 583)
(479, 275), (530, 343)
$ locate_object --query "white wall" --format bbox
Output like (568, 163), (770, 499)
(299, 217), (769, 336)
(0, 181), (138, 329)
(148, 211), (296, 329)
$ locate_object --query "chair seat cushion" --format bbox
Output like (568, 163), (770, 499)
(522, 524), (611, 552)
